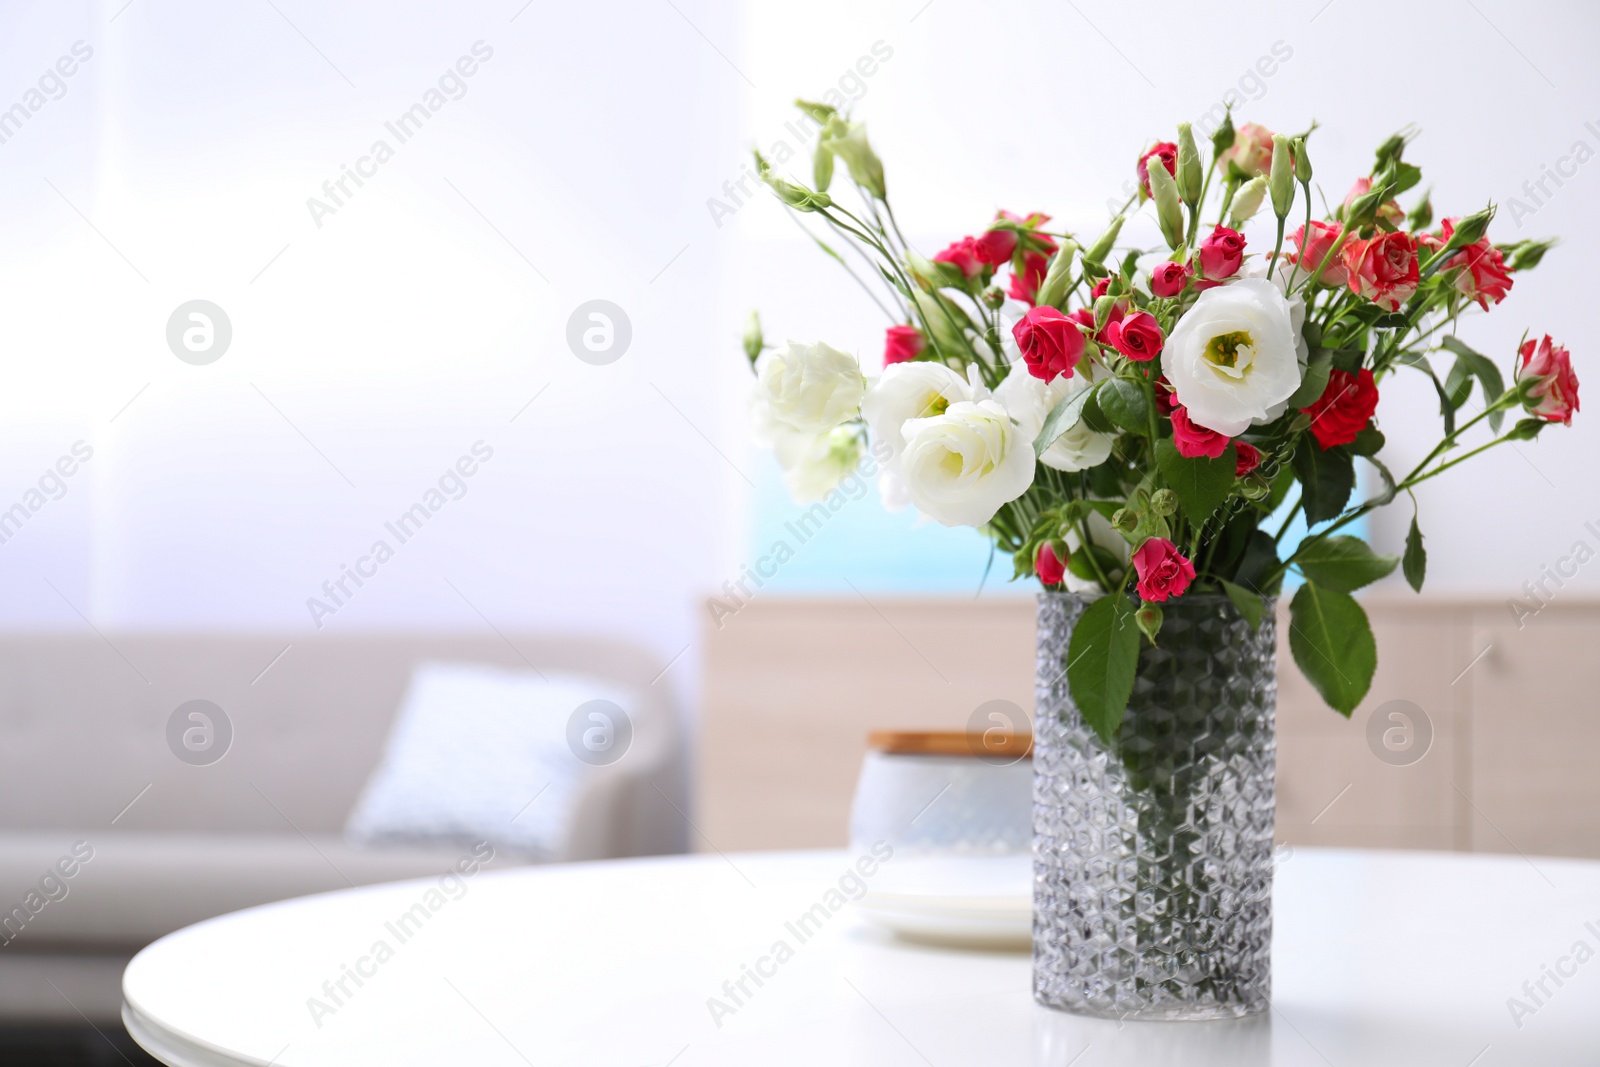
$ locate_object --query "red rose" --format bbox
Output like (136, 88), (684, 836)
(974, 228), (1017, 266)
(1289, 220), (1348, 288)
(1301, 367), (1379, 449)
(1137, 142), (1178, 198)
(883, 325), (925, 367)
(1149, 261), (1192, 298)
(934, 237), (985, 280)
(1133, 537), (1196, 603)
(1066, 308), (1095, 332)
(1012, 305), (1085, 382)
(1342, 231), (1419, 312)
(1234, 440), (1261, 477)
(1035, 542), (1067, 586)
(1199, 226), (1246, 281)
(975, 209), (1057, 266)
(1435, 217), (1514, 311)
(1104, 310), (1163, 362)
(1170, 405), (1231, 459)
(1516, 334), (1579, 425)
(1007, 251), (1051, 304)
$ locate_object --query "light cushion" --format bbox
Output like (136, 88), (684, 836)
(344, 662), (638, 859)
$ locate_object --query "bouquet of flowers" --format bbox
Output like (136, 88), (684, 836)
(741, 104), (1577, 738)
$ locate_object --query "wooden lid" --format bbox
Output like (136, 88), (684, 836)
(867, 730), (1033, 758)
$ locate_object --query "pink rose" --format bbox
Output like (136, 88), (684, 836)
(1219, 122), (1276, 178)
(1149, 261), (1192, 298)
(1035, 542), (1067, 586)
(1516, 334), (1580, 425)
(1137, 142), (1178, 198)
(1436, 217), (1514, 311)
(1342, 231), (1419, 312)
(1007, 251), (1051, 304)
(1012, 305), (1085, 382)
(883, 325), (925, 367)
(1133, 537), (1196, 603)
(1289, 220), (1348, 288)
(1170, 405), (1230, 459)
(1199, 226), (1246, 281)
(1234, 441), (1261, 477)
(976, 210), (1056, 266)
(1104, 310), (1163, 362)
(1153, 375), (1176, 416)
(1343, 178), (1404, 227)
(934, 237), (985, 280)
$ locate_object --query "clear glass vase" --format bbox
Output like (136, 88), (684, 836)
(1032, 591), (1277, 1020)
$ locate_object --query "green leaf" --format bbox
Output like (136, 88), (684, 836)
(1219, 578), (1268, 629)
(1403, 515), (1426, 592)
(1350, 426), (1386, 456)
(1505, 417), (1548, 441)
(1066, 594), (1142, 744)
(1035, 382), (1098, 457)
(1291, 442), (1354, 524)
(1155, 438), (1236, 525)
(1285, 348), (1334, 409)
(1295, 535), (1399, 592)
(1288, 582), (1377, 716)
(1440, 336), (1507, 432)
(1443, 356), (1474, 410)
(1066, 544), (1121, 585)
(1365, 456), (1399, 507)
(1234, 530), (1282, 595)
(1081, 389), (1116, 433)
(1098, 378), (1151, 435)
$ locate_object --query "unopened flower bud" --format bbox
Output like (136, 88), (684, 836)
(1150, 488), (1178, 516)
(1229, 176), (1269, 227)
(813, 142), (834, 191)
(1446, 205), (1495, 250)
(1084, 218), (1123, 266)
(1269, 135), (1295, 219)
(1093, 294), (1120, 331)
(1136, 604), (1163, 643)
(1111, 508), (1138, 533)
(1211, 111), (1236, 156)
(1508, 237), (1557, 271)
(981, 284), (1006, 310)
(1292, 137), (1311, 184)
(794, 98), (836, 124)
(1147, 160), (1185, 250)
(755, 151), (833, 212)
(825, 118), (886, 200)
(1035, 241), (1077, 309)
(1406, 189), (1434, 231)
(742, 310), (764, 367)
(1289, 411), (1312, 434)
(1239, 472), (1271, 500)
(1177, 123), (1203, 205)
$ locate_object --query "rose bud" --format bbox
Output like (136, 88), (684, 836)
(1035, 542), (1068, 586)
(1289, 220), (1348, 287)
(1516, 334), (1580, 425)
(933, 237), (985, 280)
(1229, 175), (1269, 226)
(1170, 405), (1231, 459)
(1137, 141), (1178, 199)
(1218, 122), (1275, 178)
(1133, 537), (1196, 603)
(1104, 310), (1164, 362)
(882, 325), (925, 367)
(1012, 305), (1086, 383)
(1343, 178), (1403, 228)
(1007, 251), (1051, 305)
(1234, 440), (1262, 477)
(1199, 226), (1246, 281)
(1150, 261), (1192, 298)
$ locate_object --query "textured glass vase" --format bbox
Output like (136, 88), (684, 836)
(1032, 591), (1277, 1020)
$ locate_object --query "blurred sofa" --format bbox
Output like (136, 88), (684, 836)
(0, 631), (685, 1023)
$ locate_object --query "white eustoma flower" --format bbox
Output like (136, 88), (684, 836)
(772, 425), (863, 503)
(993, 362), (1114, 473)
(751, 340), (866, 440)
(898, 398), (1035, 527)
(860, 361), (982, 456)
(1161, 277), (1303, 436)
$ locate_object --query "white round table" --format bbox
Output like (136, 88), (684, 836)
(124, 847), (1600, 1065)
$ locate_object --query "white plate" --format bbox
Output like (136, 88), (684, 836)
(857, 853), (1031, 949)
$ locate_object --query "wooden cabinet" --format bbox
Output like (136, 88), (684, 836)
(699, 596), (1600, 860)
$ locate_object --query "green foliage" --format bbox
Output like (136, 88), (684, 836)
(1034, 381), (1099, 457)
(1155, 438), (1236, 525)
(1291, 442), (1354, 524)
(1219, 579), (1267, 629)
(1289, 582), (1377, 716)
(1295, 535), (1399, 592)
(1066, 594), (1142, 744)
(1098, 378), (1151, 435)
(1403, 515), (1427, 592)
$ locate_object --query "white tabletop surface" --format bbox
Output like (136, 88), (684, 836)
(124, 846), (1600, 1066)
